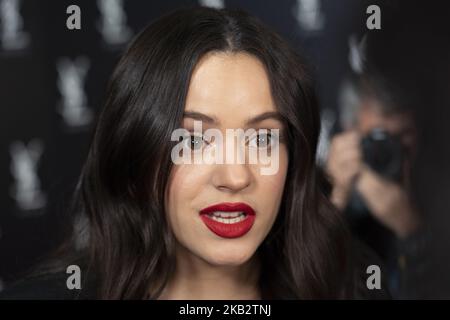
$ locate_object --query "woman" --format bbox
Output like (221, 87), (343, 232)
(1, 6), (386, 300)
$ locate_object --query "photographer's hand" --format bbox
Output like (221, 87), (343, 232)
(356, 166), (421, 239)
(326, 130), (362, 210)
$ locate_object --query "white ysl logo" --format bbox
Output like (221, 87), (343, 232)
(198, 0), (225, 9)
(97, 0), (132, 45)
(57, 56), (92, 127)
(9, 139), (46, 211)
(348, 33), (367, 74)
(171, 121), (280, 176)
(293, 0), (325, 32)
(0, 0), (29, 50)
(73, 213), (90, 250)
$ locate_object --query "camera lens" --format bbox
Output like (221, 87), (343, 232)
(361, 128), (403, 181)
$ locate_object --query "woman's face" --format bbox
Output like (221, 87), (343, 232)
(165, 52), (288, 267)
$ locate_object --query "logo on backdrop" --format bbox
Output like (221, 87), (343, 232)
(96, 0), (132, 45)
(57, 56), (92, 128)
(348, 33), (367, 74)
(9, 139), (46, 212)
(198, 0), (225, 9)
(0, 0), (29, 51)
(73, 213), (90, 250)
(293, 0), (325, 32)
(316, 108), (335, 166)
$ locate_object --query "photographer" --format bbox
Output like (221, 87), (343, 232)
(326, 71), (425, 298)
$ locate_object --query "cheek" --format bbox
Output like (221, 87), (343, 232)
(257, 158), (287, 193)
(166, 165), (208, 227)
(267, 145), (288, 190)
(254, 146), (288, 223)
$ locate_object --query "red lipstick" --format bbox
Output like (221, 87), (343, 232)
(199, 202), (256, 238)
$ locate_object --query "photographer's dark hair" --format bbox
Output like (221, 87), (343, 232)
(42, 7), (358, 299)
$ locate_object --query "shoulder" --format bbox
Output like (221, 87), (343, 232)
(0, 271), (96, 300)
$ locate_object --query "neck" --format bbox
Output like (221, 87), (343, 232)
(159, 244), (261, 300)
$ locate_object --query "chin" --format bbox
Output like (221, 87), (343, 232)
(202, 242), (258, 267)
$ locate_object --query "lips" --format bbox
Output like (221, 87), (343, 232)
(199, 202), (256, 238)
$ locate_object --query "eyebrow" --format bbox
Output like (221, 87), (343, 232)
(183, 111), (283, 126)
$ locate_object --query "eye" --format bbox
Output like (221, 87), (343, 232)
(183, 133), (209, 151)
(247, 130), (278, 149)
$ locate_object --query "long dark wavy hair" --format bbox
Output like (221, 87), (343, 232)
(48, 6), (357, 299)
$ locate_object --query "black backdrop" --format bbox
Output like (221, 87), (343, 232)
(0, 0), (382, 291)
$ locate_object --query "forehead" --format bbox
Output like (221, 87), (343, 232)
(184, 52), (277, 123)
(357, 99), (415, 135)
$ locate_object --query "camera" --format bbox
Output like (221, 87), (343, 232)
(361, 128), (403, 182)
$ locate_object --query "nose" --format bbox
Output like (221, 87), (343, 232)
(211, 162), (252, 193)
(209, 129), (253, 193)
